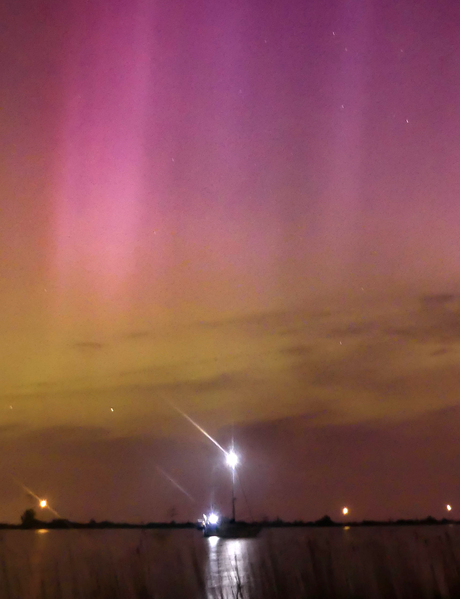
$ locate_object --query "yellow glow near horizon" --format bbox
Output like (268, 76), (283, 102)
(342, 507), (348, 515)
(447, 504), (452, 511)
(39, 499), (47, 508)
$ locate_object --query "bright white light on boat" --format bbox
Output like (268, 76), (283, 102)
(447, 504), (452, 511)
(342, 507), (348, 515)
(39, 499), (47, 508)
(226, 450), (238, 469)
(208, 513), (219, 525)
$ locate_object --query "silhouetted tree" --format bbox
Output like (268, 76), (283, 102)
(167, 506), (177, 522)
(316, 515), (334, 526)
(21, 508), (37, 528)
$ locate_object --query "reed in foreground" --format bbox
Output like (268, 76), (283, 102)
(1, 527), (460, 598)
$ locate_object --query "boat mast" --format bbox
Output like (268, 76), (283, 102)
(231, 467), (236, 521)
(226, 449), (239, 521)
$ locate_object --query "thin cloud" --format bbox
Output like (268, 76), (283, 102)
(72, 341), (105, 351)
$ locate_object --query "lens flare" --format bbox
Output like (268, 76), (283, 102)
(226, 450), (238, 469)
(155, 466), (195, 502)
(208, 513), (219, 525)
(170, 403), (228, 455)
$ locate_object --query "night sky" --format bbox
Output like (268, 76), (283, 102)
(1, 0), (460, 523)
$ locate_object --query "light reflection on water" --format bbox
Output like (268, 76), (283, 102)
(206, 536), (254, 598)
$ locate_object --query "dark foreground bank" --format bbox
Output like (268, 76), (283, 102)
(1, 514), (458, 529)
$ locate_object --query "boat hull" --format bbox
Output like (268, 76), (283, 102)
(203, 523), (261, 539)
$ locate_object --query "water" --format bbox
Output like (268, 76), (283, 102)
(1, 526), (460, 598)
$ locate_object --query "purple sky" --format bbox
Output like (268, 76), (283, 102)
(1, 0), (460, 523)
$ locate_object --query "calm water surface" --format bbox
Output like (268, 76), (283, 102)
(1, 526), (460, 598)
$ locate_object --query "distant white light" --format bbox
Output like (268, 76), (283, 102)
(40, 499), (47, 508)
(226, 450), (239, 469)
(447, 504), (452, 511)
(342, 507), (348, 515)
(208, 513), (219, 525)
(110, 408), (114, 412)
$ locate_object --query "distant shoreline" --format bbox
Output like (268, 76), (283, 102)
(2, 515), (459, 530)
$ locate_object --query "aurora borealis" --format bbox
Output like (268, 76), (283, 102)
(1, 0), (460, 523)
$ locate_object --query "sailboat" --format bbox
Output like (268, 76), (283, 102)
(199, 450), (261, 539)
